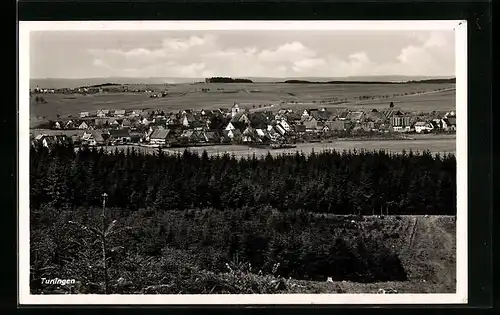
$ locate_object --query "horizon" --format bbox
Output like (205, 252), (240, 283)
(31, 74), (455, 80)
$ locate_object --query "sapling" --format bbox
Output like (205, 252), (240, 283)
(68, 193), (131, 294)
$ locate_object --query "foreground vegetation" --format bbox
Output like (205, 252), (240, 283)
(30, 145), (456, 294)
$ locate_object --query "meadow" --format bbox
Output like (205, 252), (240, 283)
(30, 82), (456, 120)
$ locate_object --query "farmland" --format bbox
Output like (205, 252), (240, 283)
(29, 82), (456, 121)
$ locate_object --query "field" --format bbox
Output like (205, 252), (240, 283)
(29, 82), (456, 120)
(66, 136), (455, 157)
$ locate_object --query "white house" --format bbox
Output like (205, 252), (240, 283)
(114, 109), (126, 117)
(231, 103), (241, 117)
(78, 121), (89, 130)
(275, 124), (286, 136)
(97, 110), (109, 118)
(80, 112), (89, 118)
(414, 121), (434, 133)
(279, 119), (291, 132)
(225, 122), (236, 131)
(149, 129), (170, 146)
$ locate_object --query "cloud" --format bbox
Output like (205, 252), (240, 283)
(85, 31), (454, 78)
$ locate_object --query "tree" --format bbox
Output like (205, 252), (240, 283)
(390, 102), (394, 108)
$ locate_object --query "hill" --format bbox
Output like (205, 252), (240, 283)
(30, 76), (455, 89)
(29, 82), (456, 120)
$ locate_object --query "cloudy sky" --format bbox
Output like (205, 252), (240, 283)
(30, 30), (455, 79)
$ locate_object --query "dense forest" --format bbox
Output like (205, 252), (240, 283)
(30, 144), (456, 216)
(205, 77), (254, 83)
(30, 144), (456, 294)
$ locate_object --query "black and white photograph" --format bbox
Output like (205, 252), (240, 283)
(18, 21), (467, 305)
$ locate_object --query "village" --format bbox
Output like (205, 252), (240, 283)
(31, 103), (456, 149)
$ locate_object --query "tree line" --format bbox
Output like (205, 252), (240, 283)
(30, 143), (456, 216)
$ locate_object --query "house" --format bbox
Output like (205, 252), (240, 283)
(203, 131), (220, 143)
(231, 103), (241, 117)
(315, 121), (325, 132)
(131, 109), (144, 117)
(284, 111), (302, 122)
(275, 124), (286, 136)
(149, 129), (171, 146)
(78, 121), (90, 130)
(242, 127), (257, 143)
(267, 126), (281, 140)
(382, 108), (403, 120)
(71, 134), (82, 145)
(360, 121), (375, 132)
(324, 120), (346, 132)
(109, 129), (131, 144)
(338, 110), (350, 120)
(41, 136), (58, 148)
(53, 121), (62, 129)
(310, 110), (333, 121)
(181, 112), (196, 127)
(80, 112), (89, 118)
(444, 111), (456, 118)
(95, 118), (109, 127)
(190, 120), (206, 131)
(141, 117), (151, 126)
(414, 121), (434, 133)
(303, 117), (319, 131)
(392, 126), (412, 133)
(390, 112), (411, 128)
(278, 120), (291, 132)
(231, 112), (251, 125)
(364, 109), (386, 123)
(301, 109), (310, 118)
(97, 109), (110, 118)
(65, 120), (76, 129)
(114, 109), (126, 117)
(121, 118), (134, 128)
(293, 125), (306, 134)
(346, 111), (364, 123)
(225, 121), (246, 132)
(180, 130), (197, 142)
(442, 116), (456, 131)
(225, 129), (242, 141)
(145, 126), (165, 141)
(109, 119), (123, 128)
(166, 114), (179, 125)
(81, 131), (105, 146)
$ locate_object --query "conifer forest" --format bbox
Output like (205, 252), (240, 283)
(30, 143), (456, 294)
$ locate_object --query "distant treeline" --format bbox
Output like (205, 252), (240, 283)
(86, 83), (120, 88)
(30, 144), (456, 216)
(405, 78), (456, 84)
(283, 80), (395, 84)
(282, 78), (456, 84)
(205, 77), (254, 83)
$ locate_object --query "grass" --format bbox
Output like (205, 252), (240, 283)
(30, 83), (456, 120)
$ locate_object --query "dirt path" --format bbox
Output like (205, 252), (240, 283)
(401, 216), (456, 287)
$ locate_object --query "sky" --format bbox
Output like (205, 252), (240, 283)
(30, 30), (455, 79)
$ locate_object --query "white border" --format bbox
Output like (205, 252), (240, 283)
(18, 20), (467, 305)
